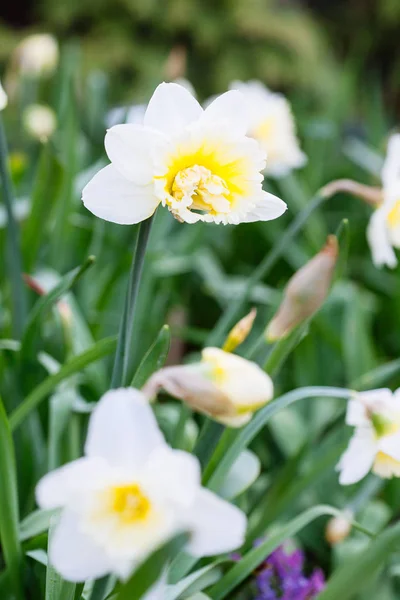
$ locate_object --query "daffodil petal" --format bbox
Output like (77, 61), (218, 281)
(36, 457), (110, 509)
(201, 90), (249, 137)
(337, 428), (377, 485)
(82, 164), (159, 225)
(85, 388), (166, 470)
(367, 207), (397, 268)
(241, 192), (287, 223)
(50, 510), (112, 582)
(144, 82), (203, 137)
(105, 124), (167, 185)
(184, 488), (247, 556)
(381, 133), (400, 189)
(379, 433), (400, 461)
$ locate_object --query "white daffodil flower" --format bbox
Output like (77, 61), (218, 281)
(13, 34), (59, 77)
(0, 80), (7, 111)
(144, 347), (274, 427)
(337, 388), (400, 485)
(229, 80), (307, 178)
(36, 388), (246, 582)
(23, 104), (56, 141)
(367, 134), (400, 268)
(83, 82), (287, 225)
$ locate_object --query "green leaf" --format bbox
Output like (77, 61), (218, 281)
(208, 505), (373, 600)
(21, 256), (95, 359)
(116, 533), (189, 600)
(351, 358), (400, 391)
(10, 336), (117, 431)
(219, 450), (260, 500)
(318, 521), (400, 600)
(131, 324), (171, 388)
(19, 508), (59, 541)
(206, 386), (351, 492)
(166, 564), (223, 600)
(0, 396), (22, 599)
(22, 143), (63, 272)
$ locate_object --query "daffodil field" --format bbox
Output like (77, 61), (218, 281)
(3, 28), (400, 600)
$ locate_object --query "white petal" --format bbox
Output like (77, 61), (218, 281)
(144, 83), (202, 137)
(85, 388), (166, 470)
(201, 91), (249, 137)
(345, 399), (368, 427)
(144, 446), (201, 507)
(105, 124), (167, 185)
(367, 207), (397, 268)
(379, 433), (400, 461)
(337, 428), (377, 485)
(0, 81), (7, 111)
(50, 510), (112, 582)
(382, 134), (400, 189)
(36, 457), (110, 509)
(82, 164), (159, 225)
(183, 488), (246, 556)
(241, 192), (287, 223)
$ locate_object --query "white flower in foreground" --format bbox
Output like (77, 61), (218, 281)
(367, 134), (400, 268)
(36, 388), (246, 581)
(23, 104), (56, 141)
(229, 80), (307, 178)
(144, 347), (274, 427)
(14, 34), (59, 77)
(83, 82), (287, 225)
(337, 388), (400, 485)
(0, 80), (7, 111)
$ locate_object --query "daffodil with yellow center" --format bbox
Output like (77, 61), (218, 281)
(337, 388), (400, 484)
(367, 134), (400, 268)
(36, 389), (246, 582)
(83, 82), (287, 225)
(229, 80), (307, 178)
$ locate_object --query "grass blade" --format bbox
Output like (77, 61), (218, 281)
(131, 324), (171, 388)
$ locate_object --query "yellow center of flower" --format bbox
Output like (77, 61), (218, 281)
(111, 484), (151, 524)
(171, 165), (230, 214)
(387, 200), (400, 229)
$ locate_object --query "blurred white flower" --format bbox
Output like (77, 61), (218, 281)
(83, 82), (286, 225)
(337, 388), (400, 485)
(36, 388), (246, 581)
(14, 34), (59, 77)
(23, 104), (56, 141)
(144, 347), (274, 427)
(0, 80), (7, 111)
(229, 80), (307, 178)
(367, 134), (400, 268)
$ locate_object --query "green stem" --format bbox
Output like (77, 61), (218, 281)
(173, 404), (191, 450)
(111, 216), (154, 388)
(206, 192), (327, 347)
(88, 576), (109, 600)
(0, 115), (27, 339)
(194, 420), (225, 470)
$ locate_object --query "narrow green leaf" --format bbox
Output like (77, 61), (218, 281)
(206, 387), (351, 492)
(19, 508), (59, 541)
(22, 144), (63, 272)
(351, 358), (400, 391)
(166, 564), (223, 600)
(116, 533), (189, 600)
(10, 336), (117, 431)
(318, 521), (400, 600)
(21, 256), (95, 359)
(131, 324), (171, 388)
(0, 396), (22, 599)
(208, 505), (373, 600)
(263, 321), (309, 376)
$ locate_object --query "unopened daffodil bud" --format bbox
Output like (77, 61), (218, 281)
(325, 512), (353, 545)
(23, 104), (56, 142)
(143, 347), (273, 427)
(14, 34), (59, 77)
(0, 80), (7, 110)
(223, 308), (257, 353)
(266, 235), (338, 341)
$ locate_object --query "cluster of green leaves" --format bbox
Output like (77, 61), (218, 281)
(1, 38), (400, 600)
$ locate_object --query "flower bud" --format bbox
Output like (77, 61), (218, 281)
(0, 80), (7, 111)
(223, 308), (257, 353)
(266, 235), (338, 341)
(321, 179), (383, 207)
(14, 34), (59, 77)
(325, 512), (353, 545)
(143, 347), (273, 427)
(23, 104), (56, 142)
